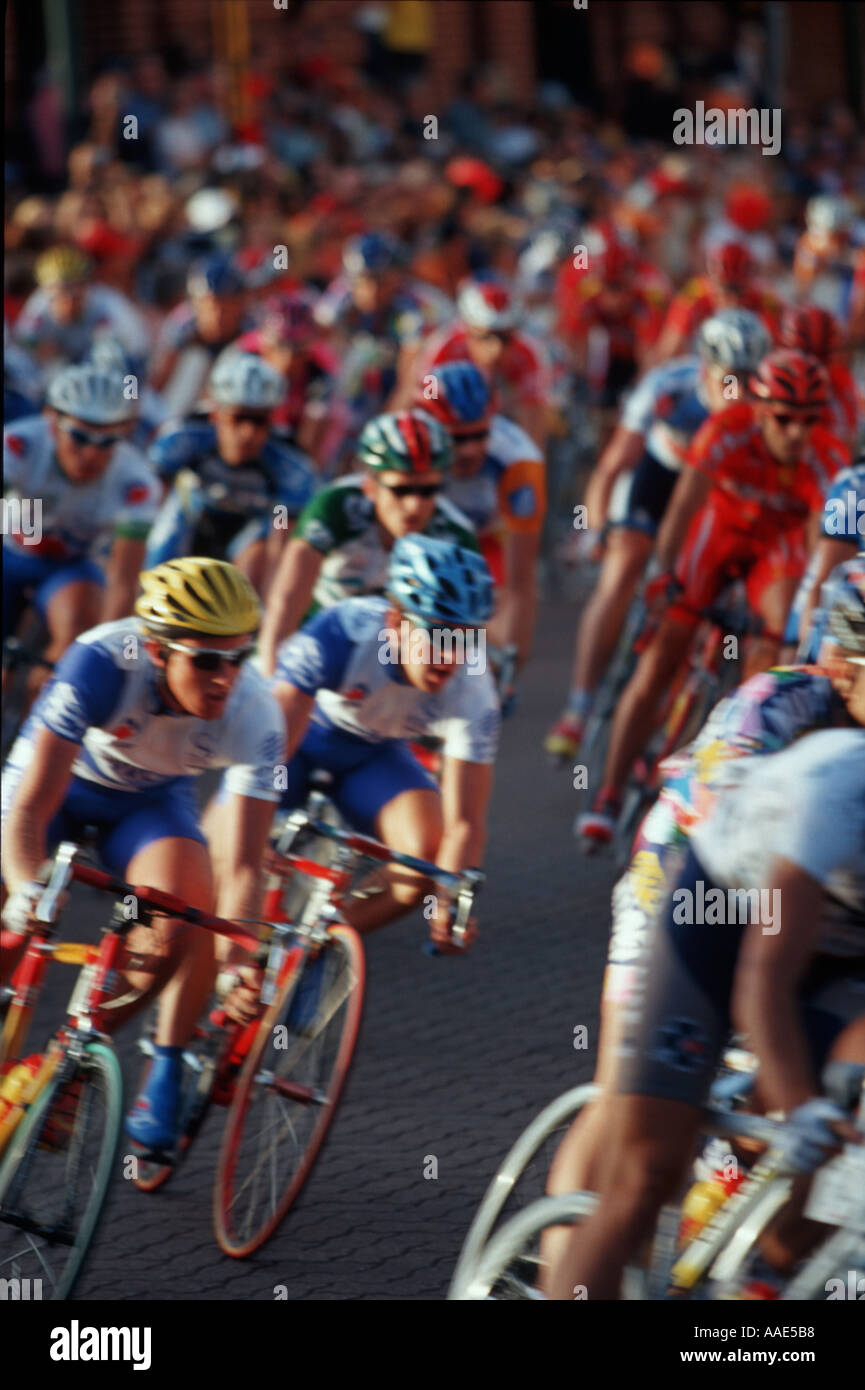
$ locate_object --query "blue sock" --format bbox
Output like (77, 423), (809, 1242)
(567, 689), (592, 718)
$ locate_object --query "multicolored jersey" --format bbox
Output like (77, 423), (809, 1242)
(418, 323), (554, 414)
(149, 418), (315, 522)
(621, 356), (710, 472)
(3, 415), (160, 559)
(3, 619), (284, 800)
(443, 414), (546, 537)
(686, 403), (848, 540)
(787, 462), (865, 655)
(273, 596), (500, 764)
(690, 728), (865, 957)
(292, 474), (478, 611)
(657, 277), (780, 351)
(13, 286), (150, 372)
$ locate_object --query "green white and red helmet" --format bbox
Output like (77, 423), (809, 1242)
(357, 410), (453, 474)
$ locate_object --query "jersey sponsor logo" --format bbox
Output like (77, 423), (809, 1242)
(630, 850), (667, 914)
(649, 1017), (710, 1074)
(124, 483), (151, 505)
(344, 684), (369, 702)
(279, 633), (325, 690)
(300, 518), (333, 551)
(39, 680), (91, 743)
(507, 484), (537, 519)
(6, 435), (27, 456)
(110, 723), (137, 740)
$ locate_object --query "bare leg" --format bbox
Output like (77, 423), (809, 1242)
(601, 617), (695, 798)
(570, 530), (652, 695)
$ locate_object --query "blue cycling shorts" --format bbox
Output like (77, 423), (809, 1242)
(3, 545), (104, 632)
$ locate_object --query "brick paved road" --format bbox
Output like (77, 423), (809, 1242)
(26, 595), (619, 1301)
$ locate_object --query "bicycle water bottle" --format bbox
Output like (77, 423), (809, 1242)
(677, 1169), (745, 1246)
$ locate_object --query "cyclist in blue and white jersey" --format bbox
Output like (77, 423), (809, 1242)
(146, 349), (315, 596)
(215, 535), (499, 950)
(785, 458), (865, 655)
(1, 558), (285, 1153)
(544, 309), (772, 761)
(3, 363), (161, 681)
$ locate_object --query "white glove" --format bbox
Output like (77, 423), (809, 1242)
(775, 1098), (849, 1175)
(2, 881), (44, 936)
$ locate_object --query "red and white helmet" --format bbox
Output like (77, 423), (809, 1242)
(749, 348), (830, 410)
(457, 277), (517, 332)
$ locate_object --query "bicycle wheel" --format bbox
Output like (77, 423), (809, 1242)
(213, 925), (365, 1258)
(0, 1039), (122, 1300)
(449, 1084), (599, 1297)
(450, 1192), (603, 1300)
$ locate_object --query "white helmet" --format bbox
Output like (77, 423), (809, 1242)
(697, 308), (772, 374)
(207, 350), (285, 409)
(806, 194), (852, 236)
(457, 277), (517, 332)
(47, 363), (138, 424)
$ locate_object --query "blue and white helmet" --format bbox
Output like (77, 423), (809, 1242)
(388, 535), (495, 627)
(47, 362), (138, 424)
(414, 359), (492, 433)
(207, 349), (284, 409)
(697, 309), (771, 374)
(342, 233), (403, 279)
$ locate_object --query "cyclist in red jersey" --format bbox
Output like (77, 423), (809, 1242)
(410, 276), (553, 449)
(779, 304), (862, 449)
(650, 240), (781, 365)
(578, 349), (851, 843)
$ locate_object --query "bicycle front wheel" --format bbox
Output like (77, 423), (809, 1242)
(0, 1039), (122, 1300)
(213, 925), (365, 1257)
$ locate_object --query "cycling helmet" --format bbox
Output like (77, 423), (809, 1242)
(260, 292), (317, 346)
(583, 223), (635, 284)
(235, 246), (281, 291)
(135, 558), (261, 638)
(47, 363), (138, 424)
(358, 410), (452, 474)
(749, 349), (830, 409)
(457, 276), (517, 332)
(780, 304), (843, 360)
(207, 349), (284, 409)
(413, 360), (492, 435)
(706, 240), (753, 288)
(342, 233), (403, 279)
(89, 335), (133, 375)
(697, 309), (772, 374)
(388, 535), (494, 627)
(822, 554), (865, 656)
(187, 253), (244, 299)
(805, 194), (852, 237)
(35, 245), (92, 288)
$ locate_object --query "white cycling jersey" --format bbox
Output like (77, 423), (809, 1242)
(3, 620), (285, 801)
(3, 415), (161, 558)
(273, 596), (500, 763)
(689, 728), (865, 956)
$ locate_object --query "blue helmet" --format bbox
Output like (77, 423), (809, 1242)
(414, 360), (492, 434)
(342, 233), (403, 278)
(388, 535), (495, 627)
(187, 253), (244, 299)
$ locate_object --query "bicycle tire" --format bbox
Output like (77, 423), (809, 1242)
(449, 1192), (603, 1300)
(0, 1039), (122, 1300)
(213, 925), (365, 1258)
(449, 1083), (599, 1297)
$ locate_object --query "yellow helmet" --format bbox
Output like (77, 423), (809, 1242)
(135, 558), (261, 637)
(35, 245), (92, 287)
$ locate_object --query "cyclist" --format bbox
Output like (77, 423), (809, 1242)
(778, 303), (861, 449)
(785, 456), (865, 655)
(257, 410), (477, 675)
(545, 309), (771, 762)
(546, 723), (865, 1300)
(413, 360), (545, 667)
(3, 329), (43, 425)
(650, 240), (781, 365)
(13, 245), (150, 377)
(3, 363), (160, 688)
(411, 274), (553, 448)
(145, 349), (315, 596)
(578, 348), (850, 843)
(234, 291), (347, 470)
(149, 253), (254, 413)
(544, 558), (865, 1239)
(223, 535), (499, 946)
(793, 195), (857, 315)
(0, 558), (286, 1153)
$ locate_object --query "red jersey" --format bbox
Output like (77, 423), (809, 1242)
(826, 359), (861, 447)
(660, 278), (781, 347)
(686, 402), (848, 541)
(419, 322), (553, 411)
(555, 261), (668, 356)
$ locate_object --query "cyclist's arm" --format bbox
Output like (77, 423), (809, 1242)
(730, 858), (827, 1114)
(258, 540), (323, 676)
(101, 535), (147, 622)
(654, 464), (713, 573)
(212, 792), (276, 928)
(799, 535), (858, 642)
(270, 682), (316, 764)
(584, 426), (646, 530)
(1, 727), (80, 893)
(437, 756), (494, 875)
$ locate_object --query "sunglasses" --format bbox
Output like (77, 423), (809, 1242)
(468, 328), (512, 344)
(225, 412), (271, 428)
(454, 429), (489, 444)
(161, 640), (254, 671)
(379, 481), (443, 498)
(58, 420), (124, 449)
(769, 411), (823, 429)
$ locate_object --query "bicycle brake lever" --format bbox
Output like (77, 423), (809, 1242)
(35, 841), (79, 923)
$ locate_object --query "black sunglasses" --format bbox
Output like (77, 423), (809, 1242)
(770, 411), (823, 429)
(379, 481), (443, 498)
(454, 429), (489, 444)
(226, 412), (271, 428)
(59, 420), (124, 449)
(162, 640), (254, 671)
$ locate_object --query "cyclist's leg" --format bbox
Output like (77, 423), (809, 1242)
(227, 516), (271, 597)
(572, 528), (653, 694)
(744, 544), (805, 679)
(40, 573), (103, 666)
